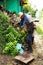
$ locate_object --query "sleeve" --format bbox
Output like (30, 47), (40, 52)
(19, 20), (23, 27)
(23, 15), (27, 25)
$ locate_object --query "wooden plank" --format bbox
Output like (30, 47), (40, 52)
(15, 53), (34, 64)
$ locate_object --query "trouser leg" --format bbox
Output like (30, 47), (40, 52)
(26, 35), (33, 52)
(32, 36), (34, 44)
(27, 41), (33, 52)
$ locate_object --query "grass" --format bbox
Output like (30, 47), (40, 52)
(36, 26), (43, 35)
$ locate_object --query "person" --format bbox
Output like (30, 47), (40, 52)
(18, 12), (36, 52)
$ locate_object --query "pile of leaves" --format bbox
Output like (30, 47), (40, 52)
(5, 25), (21, 42)
(3, 41), (19, 56)
(2, 25), (22, 55)
(0, 12), (10, 49)
(0, 11), (26, 56)
(0, 12), (19, 55)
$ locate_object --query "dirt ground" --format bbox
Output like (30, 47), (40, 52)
(0, 31), (43, 65)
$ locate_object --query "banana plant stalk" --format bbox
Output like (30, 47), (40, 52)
(3, 0), (6, 9)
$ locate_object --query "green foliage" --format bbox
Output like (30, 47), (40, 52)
(6, 25), (21, 42)
(3, 41), (19, 56)
(21, 29), (26, 36)
(20, 29), (27, 42)
(10, 48), (19, 56)
(39, 9), (43, 18)
(23, 5), (32, 13)
(0, 12), (10, 53)
(0, 33), (6, 44)
(23, 5), (37, 17)
(0, 12), (10, 31)
(0, 12), (21, 54)
(6, 32), (15, 42)
(0, 12), (25, 56)
(30, 9), (37, 17)
(0, 12), (10, 44)
(36, 26), (43, 35)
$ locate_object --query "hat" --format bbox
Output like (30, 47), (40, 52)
(18, 12), (23, 18)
